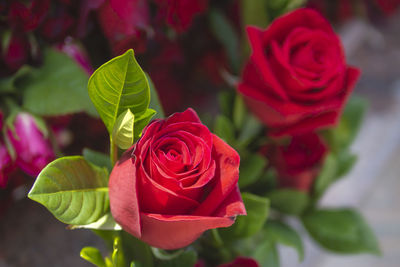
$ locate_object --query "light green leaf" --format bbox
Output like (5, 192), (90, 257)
(28, 156), (109, 225)
(112, 109), (135, 149)
(88, 49), (150, 133)
(157, 250), (197, 267)
(302, 208), (381, 255)
(134, 108), (156, 140)
(112, 236), (126, 267)
(241, 0), (269, 28)
(21, 48), (97, 116)
(220, 192), (269, 239)
(237, 115), (263, 147)
(209, 9), (241, 73)
(252, 238), (280, 267)
(80, 247), (106, 267)
(267, 189), (310, 215)
(83, 148), (112, 172)
(214, 115), (235, 144)
(146, 73), (165, 119)
(239, 154), (267, 189)
(151, 248), (184, 261)
(69, 213), (121, 231)
(265, 221), (304, 261)
(313, 154), (338, 199)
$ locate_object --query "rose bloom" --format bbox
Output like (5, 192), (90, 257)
(195, 257), (259, 267)
(109, 108), (246, 249)
(265, 133), (327, 192)
(238, 8), (360, 136)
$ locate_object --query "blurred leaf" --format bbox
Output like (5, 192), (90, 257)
(302, 208), (381, 255)
(157, 250), (197, 267)
(0, 65), (31, 93)
(88, 49), (150, 133)
(267, 189), (309, 215)
(336, 151), (357, 178)
(220, 192), (269, 239)
(285, 0), (307, 11)
(28, 156), (109, 225)
(151, 248), (184, 261)
(265, 221), (304, 261)
(237, 115), (263, 147)
(80, 247), (106, 267)
(21, 49), (97, 116)
(83, 148), (112, 172)
(112, 109), (135, 149)
(120, 231), (154, 267)
(218, 91), (235, 118)
(214, 115), (235, 144)
(146, 73), (164, 119)
(241, 0), (269, 28)
(239, 154), (267, 188)
(209, 9), (240, 73)
(324, 96), (367, 151)
(313, 154), (337, 199)
(133, 108), (156, 140)
(69, 213), (121, 231)
(233, 95), (246, 129)
(252, 238), (280, 267)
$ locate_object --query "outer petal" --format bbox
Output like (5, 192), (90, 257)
(109, 148), (142, 238)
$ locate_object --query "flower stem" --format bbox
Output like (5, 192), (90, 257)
(110, 139), (118, 166)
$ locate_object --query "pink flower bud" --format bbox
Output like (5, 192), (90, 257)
(6, 112), (55, 177)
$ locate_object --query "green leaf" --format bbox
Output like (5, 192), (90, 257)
(214, 115), (235, 144)
(88, 49), (150, 133)
(218, 91), (235, 118)
(146, 73), (165, 119)
(0, 65), (31, 93)
(28, 156), (109, 225)
(302, 208), (381, 255)
(69, 213), (121, 231)
(80, 247), (106, 267)
(241, 0), (269, 28)
(233, 95), (246, 129)
(285, 0), (307, 11)
(324, 96), (367, 151)
(133, 108), (156, 140)
(336, 151), (357, 178)
(220, 192), (269, 239)
(112, 236), (126, 267)
(157, 250), (197, 267)
(83, 148), (112, 172)
(209, 9), (240, 73)
(265, 221), (304, 261)
(239, 154), (267, 188)
(267, 189), (310, 215)
(252, 238), (280, 267)
(313, 154), (338, 198)
(21, 48), (97, 116)
(112, 109), (135, 149)
(120, 231), (154, 267)
(236, 115), (263, 147)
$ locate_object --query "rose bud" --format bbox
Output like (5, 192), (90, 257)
(219, 257), (260, 267)
(6, 112), (55, 177)
(154, 0), (208, 32)
(109, 108), (246, 249)
(238, 8), (360, 136)
(57, 39), (94, 75)
(265, 133), (327, 192)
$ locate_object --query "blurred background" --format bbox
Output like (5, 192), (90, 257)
(0, 0), (399, 266)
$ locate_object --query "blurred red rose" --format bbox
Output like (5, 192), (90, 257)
(109, 108), (246, 249)
(6, 112), (55, 177)
(219, 257), (260, 267)
(0, 142), (14, 188)
(155, 0), (208, 32)
(265, 133), (327, 192)
(8, 0), (50, 32)
(2, 32), (30, 73)
(375, 0), (400, 15)
(238, 8), (360, 136)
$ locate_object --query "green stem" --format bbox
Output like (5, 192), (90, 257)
(110, 139), (118, 166)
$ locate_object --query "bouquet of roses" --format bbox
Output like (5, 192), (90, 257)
(0, 0), (385, 266)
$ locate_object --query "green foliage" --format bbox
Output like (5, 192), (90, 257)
(156, 250), (197, 267)
(28, 156), (109, 225)
(239, 154), (267, 189)
(81, 247), (106, 267)
(112, 109), (135, 149)
(302, 208), (381, 255)
(133, 108), (156, 140)
(265, 221), (304, 261)
(252, 237), (280, 267)
(220, 193), (270, 239)
(69, 213), (121, 231)
(241, 0), (269, 28)
(267, 189), (310, 215)
(21, 48), (97, 116)
(88, 49), (150, 134)
(83, 148), (112, 172)
(0, 65), (31, 93)
(209, 9), (241, 73)
(233, 95), (247, 130)
(146, 73), (165, 119)
(214, 115), (235, 144)
(236, 115), (263, 148)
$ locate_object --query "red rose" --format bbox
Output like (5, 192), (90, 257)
(238, 8), (360, 136)
(265, 133), (327, 192)
(109, 109), (246, 249)
(219, 257), (260, 267)
(155, 0), (208, 32)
